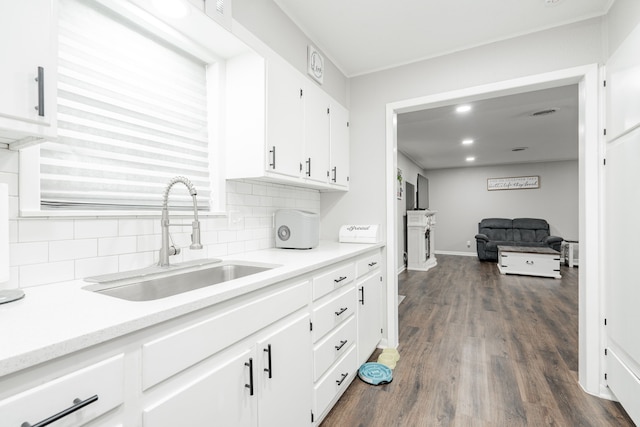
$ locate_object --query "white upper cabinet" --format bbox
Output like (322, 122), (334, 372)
(304, 83), (331, 184)
(0, 0), (57, 148)
(225, 52), (349, 192)
(266, 59), (306, 178)
(329, 101), (350, 188)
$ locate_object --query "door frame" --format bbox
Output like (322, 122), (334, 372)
(384, 64), (606, 397)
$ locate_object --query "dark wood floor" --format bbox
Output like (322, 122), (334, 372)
(321, 255), (634, 426)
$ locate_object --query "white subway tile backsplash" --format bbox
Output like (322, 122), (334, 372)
(3, 170), (320, 288)
(75, 256), (119, 279)
(20, 261), (74, 287)
(119, 251), (156, 271)
(19, 219), (74, 242)
(50, 239), (98, 262)
(10, 242), (48, 266)
(119, 219), (155, 236)
(98, 236), (137, 256)
(75, 219), (118, 239)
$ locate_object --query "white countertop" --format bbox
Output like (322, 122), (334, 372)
(0, 241), (384, 377)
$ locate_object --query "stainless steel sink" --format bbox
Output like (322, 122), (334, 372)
(83, 261), (278, 302)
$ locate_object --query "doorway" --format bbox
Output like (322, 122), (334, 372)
(384, 64), (604, 396)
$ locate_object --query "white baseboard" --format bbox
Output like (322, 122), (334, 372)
(397, 265), (406, 275)
(435, 250), (477, 257)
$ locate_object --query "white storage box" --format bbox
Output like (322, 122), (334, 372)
(339, 225), (380, 244)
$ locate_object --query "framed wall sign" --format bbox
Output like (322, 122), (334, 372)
(487, 175), (540, 191)
(307, 45), (324, 84)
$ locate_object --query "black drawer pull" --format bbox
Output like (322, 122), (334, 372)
(22, 394), (98, 427)
(245, 358), (254, 396)
(359, 286), (365, 305)
(334, 276), (347, 284)
(336, 372), (349, 386)
(334, 307), (348, 316)
(335, 339), (348, 351)
(268, 146), (276, 169)
(35, 66), (45, 117)
(368, 261), (377, 267)
(263, 344), (272, 379)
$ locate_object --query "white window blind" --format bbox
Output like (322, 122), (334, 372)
(41, 0), (212, 210)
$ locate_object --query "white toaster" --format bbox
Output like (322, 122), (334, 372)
(275, 210), (319, 249)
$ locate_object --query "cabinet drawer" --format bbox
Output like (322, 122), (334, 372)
(313, 315), (356, 381)
(0, 354), (124, 427)
(313, 345), (357, 419)
(142, 280), (309, 390)
(312, 285), (356, 342)
(312, 262), (355, 301)
(356, 251), (381, 278)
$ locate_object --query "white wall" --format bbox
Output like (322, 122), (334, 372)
(232, 0), (349, 107)
(425, 160), (578, 255)
(0, 149), (320, 289)
(320, 18), (604, 242)
(396, 152), (424, 268)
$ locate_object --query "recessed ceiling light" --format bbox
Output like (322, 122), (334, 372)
(462, 139), (474, 145)
(456, 105), (472, 113)
(466, 156), (475, 162)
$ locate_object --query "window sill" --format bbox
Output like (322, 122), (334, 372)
(19, 209), (228, 220)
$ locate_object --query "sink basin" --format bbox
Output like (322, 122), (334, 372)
(84, 261), (278, 302)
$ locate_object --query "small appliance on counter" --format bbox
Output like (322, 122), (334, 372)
(339, 224), (380, 243)
(275, 209), (319, 249)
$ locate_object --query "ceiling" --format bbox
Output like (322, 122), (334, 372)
(273, 0), (612, 77)
(397, 84), (579, 170)
(272, 0), (598, 170)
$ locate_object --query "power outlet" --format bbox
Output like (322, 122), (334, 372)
(466, 240), (471, 248)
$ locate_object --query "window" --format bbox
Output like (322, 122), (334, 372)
(23, 0), (225, 213)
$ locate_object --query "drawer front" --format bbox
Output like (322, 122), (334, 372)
(142, 280), (310, 390)
(312, 286), (357, 342)
(356, 251), (381, 278)
(313, 345), (357, 419)
(313, 315), (356, 381)
(313, 262), (355, 301)
(501, 252), (560, 276)
(0, 354), (124, 427)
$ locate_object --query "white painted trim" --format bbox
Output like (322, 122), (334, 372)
(385, 109), (399, 348)
(434, 250), (476, 257)
(385, 63), (604, 397)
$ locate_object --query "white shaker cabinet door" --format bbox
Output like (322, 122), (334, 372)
(329, 101), (350, 188)
(303, 83), (331, 184)
(257, 313), (312, 427)
(143, 348), (256, 427)
(0, 0), (56, 141)
(266, 58), (305, 178)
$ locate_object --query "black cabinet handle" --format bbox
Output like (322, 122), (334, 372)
(306, 158), (311, 176)
(269, 146), (276, 169)
(335, 339), (348, 351)
(263, 344), (272, 379)
(35, 66), (44, 117)
(336, 372), (349, 386)
(334, 307), (348, 316)
(332, 166), (337, 182)
(21, 395), (98, 427)
(333, 276), (347, 284)
(368, 261), (378, 267)
(245, 358), (254, 396)
(359, 286), (365, 305)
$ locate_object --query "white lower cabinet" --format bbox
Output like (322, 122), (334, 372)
(143, 312), (311, 427)
(0, 354), (125, 427)
(356, 273), (383, 364)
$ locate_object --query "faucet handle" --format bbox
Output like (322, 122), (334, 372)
(190, 220), (203, 250)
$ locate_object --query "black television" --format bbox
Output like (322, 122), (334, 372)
(417, 174), (429, 210)
(405, 181), (415, 211)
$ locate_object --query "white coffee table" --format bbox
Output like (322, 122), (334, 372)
(497, 245), (561, 279)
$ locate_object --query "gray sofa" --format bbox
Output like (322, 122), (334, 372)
(475, 218), (563, 262)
